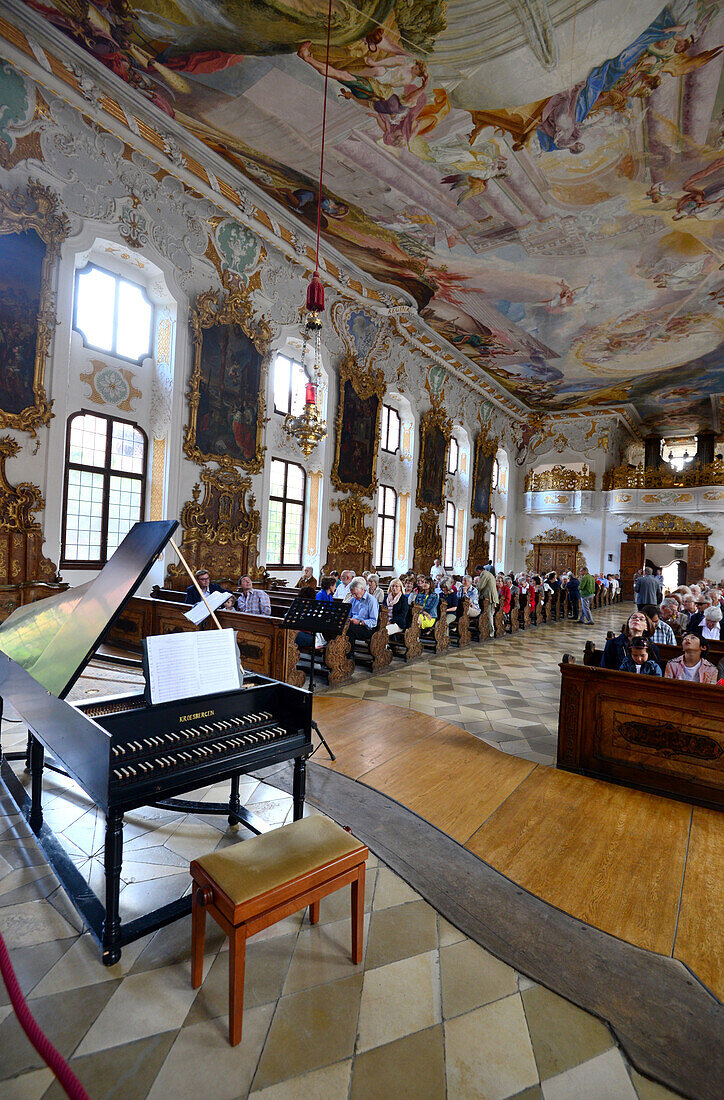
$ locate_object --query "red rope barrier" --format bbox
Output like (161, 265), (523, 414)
(0, 931), (91, 1100)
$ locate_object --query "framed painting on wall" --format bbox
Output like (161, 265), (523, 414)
(416, 406), (451, 512)
(185, 284), (271, 472)
(331, 355), (385, 495)
(0, 182), (69, 437)
(471, 428), (498, 519)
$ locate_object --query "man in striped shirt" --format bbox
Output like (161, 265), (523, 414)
(642, 604), (676, 646)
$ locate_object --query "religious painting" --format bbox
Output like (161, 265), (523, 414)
(471, 429), (498, 519)
(185, 284), (271, 473)
(0, 182), (68, 436)
(416, 406), (451, 513)
(331, 355), (385, 496)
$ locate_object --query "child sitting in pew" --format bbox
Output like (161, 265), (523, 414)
(619, 637), (662, 676)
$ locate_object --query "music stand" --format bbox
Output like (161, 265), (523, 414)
(280, 598), (351, 761)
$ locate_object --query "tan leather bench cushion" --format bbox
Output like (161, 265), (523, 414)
(192, 816), (366, 906)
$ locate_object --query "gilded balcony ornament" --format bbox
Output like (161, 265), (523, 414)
(603, 460), (724, 491)
(524, 465), (595, 492)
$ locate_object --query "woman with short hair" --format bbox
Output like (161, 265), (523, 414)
(367, 573), (385, 604)
(701, 605), (722, 641)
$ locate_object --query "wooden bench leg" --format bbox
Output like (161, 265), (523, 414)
(309, 899), (320, 925)
(229, 926), (246, 1047)
(351, 863), (365, 965)
(191, 886), (205, 990)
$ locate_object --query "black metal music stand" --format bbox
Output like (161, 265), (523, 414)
(280, 598), (351, 761)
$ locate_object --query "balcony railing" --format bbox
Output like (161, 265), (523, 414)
(525, 465), (596, 492)
(603, 460), (724, 490)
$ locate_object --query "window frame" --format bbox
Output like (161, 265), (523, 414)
(380, 404), (401, 455)
(448, 437), (459, 475)
(488, 511), (497, 564)
(272, 352), (307, 417)
(444, 500), (456, 570)
(375, 483), (397, 571)
(60, 410), (148, 570)
(491, 458), (500, 492)
(73, 263), (153, 365)
(266, 457), (306, 568)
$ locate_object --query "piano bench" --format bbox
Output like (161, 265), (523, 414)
(190, 815), (368, 1046)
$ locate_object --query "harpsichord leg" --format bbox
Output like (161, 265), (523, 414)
(292, 755), (306, 820)
(102, 809), (124, 966)
(228, 774), (241, 829)
(29, 736), (44, 833)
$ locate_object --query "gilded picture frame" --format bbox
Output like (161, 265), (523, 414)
(331, 353), (386, 496)
(0, 182), (69, 437)
(471, 427), (499, 519)
(184, 283), (271, 473)
(416, 404), (452, 512)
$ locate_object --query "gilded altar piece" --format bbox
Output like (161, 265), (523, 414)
(330, 354), (386, 496)
(471, 426), (498, 519)
(416, 401), (452, 513)
(184, 283), (271, 473)
(0, 181), (69, 437)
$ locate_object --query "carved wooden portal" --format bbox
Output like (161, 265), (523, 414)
(621, 514), (712, 599)
(324, 494), (373, 577)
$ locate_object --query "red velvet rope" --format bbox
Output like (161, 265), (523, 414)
(0, 931), (90, 1100)
(314, 0), (334, 276)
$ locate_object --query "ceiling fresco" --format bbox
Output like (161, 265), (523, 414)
(23, 0), (724, 430)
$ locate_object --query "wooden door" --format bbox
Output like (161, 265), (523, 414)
(554, 548), (577, 575)
(687, 540), (706, 582)
(620, 540), (644, 600)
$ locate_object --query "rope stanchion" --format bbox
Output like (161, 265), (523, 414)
(0, 931), (91, 1100)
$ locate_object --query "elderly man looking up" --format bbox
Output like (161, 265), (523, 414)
(346, 576), (379, 643)
(236, 574), (271, 616)
(642, 604), (677, 646)
(334, 569), (355, 601)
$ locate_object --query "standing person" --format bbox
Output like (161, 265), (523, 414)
(477, 565), (498, 636)
(566, 571), (581, 621)
(634, 566), (662, 609)
(578, 567), (595, 625)
(664, 633), (718, 683)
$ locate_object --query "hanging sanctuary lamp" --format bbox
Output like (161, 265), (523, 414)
(283, 0), (333, 457)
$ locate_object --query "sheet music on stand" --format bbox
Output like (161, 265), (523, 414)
(143, 628), (242, 705)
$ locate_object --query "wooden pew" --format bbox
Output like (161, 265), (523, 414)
(557, 660), (723, 809)
(419, 597), (450, 654)
(449, 596), (471, 647)
(349, 604), (392, 672)
(106, 596), (304, 687)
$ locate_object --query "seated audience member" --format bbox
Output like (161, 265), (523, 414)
(403, 576), (416, 604)
(367, 574), (385, 604)
(701, 605), (722, 640)
(600, 611), (661, 670)
(185, 568), (224, 605)
(296, 566), (317, 588)
(619, 637), (662, 676)
(642, 604), (677, 646)
(659, 598), (683, 640)
(687, 597), (711, 633)
(460, 575), (480, 617)
(334, 569), (355, 600)
(440, 578), (457, 616)
(664, 633), (718, 683)
(347, 576), (379, 644)
(236, 574), (271, 616)
(415, 576), (439, 630)
(316, 576), (336, 602)
(386, 578), (410, 635)
(220, 592), (237, 610)
(431, 557), (445, 584)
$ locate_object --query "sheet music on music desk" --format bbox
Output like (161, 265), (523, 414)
(144, 628), (242, 705)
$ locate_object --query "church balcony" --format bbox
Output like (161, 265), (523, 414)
(602, 461), (724, 491)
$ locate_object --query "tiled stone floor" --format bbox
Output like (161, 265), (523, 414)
(324, 602), (634, 765)
(0, 602), (682, 1097)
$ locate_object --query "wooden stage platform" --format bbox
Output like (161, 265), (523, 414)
(313, 695), (723, 1002)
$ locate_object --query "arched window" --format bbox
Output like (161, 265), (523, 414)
(444, 501), (456, 569)
(273, 353), (307, 417)
(376, 485), (397, 570)
(74, 264), (153, 363)
(448, 437), (459, 475)
(491, 458), (500, 492)
(267, 458), (305, 566)
(61, 412), (146, 567)
(488, 511), (497, 563)
(380, 404), (400, 454)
